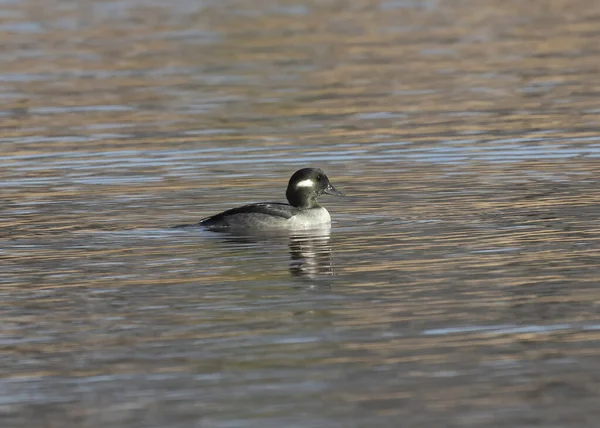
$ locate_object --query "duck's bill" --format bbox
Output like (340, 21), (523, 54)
(324, 183), (345, 196)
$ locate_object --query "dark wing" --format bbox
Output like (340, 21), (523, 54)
(199, 202), (299, 227)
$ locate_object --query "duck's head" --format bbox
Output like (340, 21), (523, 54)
(286, 168), (344, 208)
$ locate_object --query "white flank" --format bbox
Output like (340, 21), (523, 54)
(296, 179), (314, 188)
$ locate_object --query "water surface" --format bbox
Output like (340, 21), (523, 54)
(2, 0), (600, 427)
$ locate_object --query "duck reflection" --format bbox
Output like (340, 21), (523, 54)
(288, 227), (334, 279)
(208, 226), (334, 280)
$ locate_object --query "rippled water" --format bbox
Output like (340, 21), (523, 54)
(2, 0), (600, 427)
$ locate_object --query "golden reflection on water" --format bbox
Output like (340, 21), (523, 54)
(2, 0), (600, 426)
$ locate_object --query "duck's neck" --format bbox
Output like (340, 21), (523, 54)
(300, 200), (321, 210)
(286, 190), (320, 209)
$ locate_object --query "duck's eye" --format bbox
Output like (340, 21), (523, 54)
(317, 174), (323, 181)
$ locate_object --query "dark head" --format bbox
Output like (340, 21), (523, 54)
(285, 168), (344, 209)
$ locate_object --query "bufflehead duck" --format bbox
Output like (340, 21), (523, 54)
(196, 168), (344, 230)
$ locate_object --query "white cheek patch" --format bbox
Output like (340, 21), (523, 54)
(296, 179), (314, 188)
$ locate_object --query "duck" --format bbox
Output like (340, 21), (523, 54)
(193, 168), (344, 231)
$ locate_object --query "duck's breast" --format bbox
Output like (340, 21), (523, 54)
(288, 207), (331, 228)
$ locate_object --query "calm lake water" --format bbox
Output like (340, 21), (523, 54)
(2, 0), (600, 427)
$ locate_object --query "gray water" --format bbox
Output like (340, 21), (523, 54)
(2, 0), (600, 427)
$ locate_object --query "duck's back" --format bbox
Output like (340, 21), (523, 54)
(199, 202), (299, 229)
